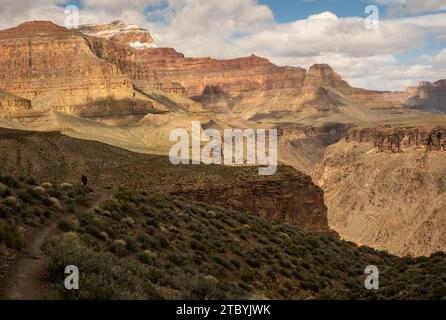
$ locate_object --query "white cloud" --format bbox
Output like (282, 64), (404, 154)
(434, 49), (446, 64)
(374, 0), (446, 16)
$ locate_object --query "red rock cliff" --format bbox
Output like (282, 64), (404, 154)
(0, 21), (133, 111)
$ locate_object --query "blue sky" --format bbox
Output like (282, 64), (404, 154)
(259, 0), (376, 22)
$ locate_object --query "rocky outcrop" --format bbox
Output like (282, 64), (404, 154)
(402, 80), (446, 112)
(191, 85), (233, 113)
(0, 91), (32, 113)
(0, 21), (133, 112)
(171, 167), (333, 234)
(79, 19), (156, 50)
(302, 64), (351, 94)
(348, 124), (446, 152)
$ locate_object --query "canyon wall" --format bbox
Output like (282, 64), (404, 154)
(316, 120), (446, 256)
(402, 80), (446, 112)
(348, 125), (446, 152)
(0, 21), (134, 114)
(171, 167), (333, 234)
(132, 50), (397, 114)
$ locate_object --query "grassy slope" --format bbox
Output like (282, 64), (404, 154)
(0, 174), (445, 300)
(40, 186), (446, 300)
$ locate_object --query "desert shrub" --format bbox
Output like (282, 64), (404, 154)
(41, 182), (53, 189)
(23, 176), (38, 185)
(17, 190), (35, 204)
(0, 183), (11, 198)
(42, 236), (157, 300)
(75, 195), (91, 207)
(212, 256), (233, 270)
(58, 219), (77, 232)
(190, 239), (206, 252)
(48, 188), (63, 199)
(119, 234), (139, 253)
(167, 252), (188, 267)
(181, 275), (245, 300)
(0, 175), (18, 188)
(48, 197), (62, 210)
(27, 187), (44, 200)
(122, 217), (135, 227)
(3, 196), (19, 208)
(100, 198), (119, 212)
(60, 183), (73, 190)
(110, 239), (129, 257)
(0, 221), (25, 250)
(137, 252), (155, 265)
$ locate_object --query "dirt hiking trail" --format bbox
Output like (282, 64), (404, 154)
(0, 190), (109, 300)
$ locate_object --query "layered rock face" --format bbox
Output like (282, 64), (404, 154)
(402, 80), (446, 112)
(0, 20), (402, 119)
(132, 49), (306, 97)
(316, 119), (446, 256)
(0, 21), (134, 113)
(172, 167), (333, 234)
(348, 125), (446, 152)
(0, 91), (32, 113)
(131, 50), (400, 115)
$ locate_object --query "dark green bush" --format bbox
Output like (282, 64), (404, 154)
(0, 221), (25, 250)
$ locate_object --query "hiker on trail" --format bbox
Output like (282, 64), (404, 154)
(81, 175), (88, 187)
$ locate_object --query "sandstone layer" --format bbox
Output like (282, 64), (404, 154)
(0, 91), (32, 113)
(0, 21), (134, 114)
(130, 48), (400, 117)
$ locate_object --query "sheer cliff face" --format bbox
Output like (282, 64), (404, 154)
(0, 21), (133, 112)
(0, 20), (401, 118)
(131, 48), (307, 104)
(402, 80), (446, 112)
(315, 119), (446, 256)
(130, 50), (399, 115)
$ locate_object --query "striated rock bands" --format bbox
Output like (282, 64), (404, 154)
(172, 168), (332, 234)
(348, 125), (446, 152)
(0, 21), (133, 113)
(0, 91), (32, 113)
(316, 119), (446, 256)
